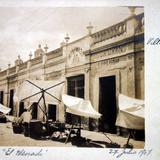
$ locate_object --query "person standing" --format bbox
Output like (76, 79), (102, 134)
(20, 109), (32, 137)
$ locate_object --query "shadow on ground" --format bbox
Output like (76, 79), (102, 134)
(70, 136), (121, 148)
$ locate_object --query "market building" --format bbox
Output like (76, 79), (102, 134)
(0, 10), (144, 133)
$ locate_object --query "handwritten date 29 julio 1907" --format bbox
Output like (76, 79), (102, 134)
(109, 148), (152, 158)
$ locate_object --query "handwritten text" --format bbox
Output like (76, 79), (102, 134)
(2, 148), (48, 157)
(109, 148), (152, 158)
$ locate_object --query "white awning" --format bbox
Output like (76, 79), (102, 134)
(116, 94), (144, 130)
(14, 79), (64, 104)
(0, 103), (11, 114)
(62, 94), (101, 119)
(5, 115), (15, 122)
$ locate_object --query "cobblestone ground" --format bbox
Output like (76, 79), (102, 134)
(0, 122), (144, 148)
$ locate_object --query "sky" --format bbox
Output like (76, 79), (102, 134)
(0, 7), (143, 70)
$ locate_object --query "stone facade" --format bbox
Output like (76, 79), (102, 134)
(0, 12), (144, 132)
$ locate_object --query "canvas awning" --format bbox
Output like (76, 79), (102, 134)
(62, 94), (101, 119)
(5, 115), (15, 122)
(115, 94), (144, 130)
(14, 79), (64, 105)
(0, 103), (11, 114)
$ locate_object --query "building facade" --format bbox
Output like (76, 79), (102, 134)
(0, 11), (144, 133)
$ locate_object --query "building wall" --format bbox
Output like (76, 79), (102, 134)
(0, 13), (144, 131)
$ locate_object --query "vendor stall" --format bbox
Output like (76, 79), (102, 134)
(116, 94), (144, 148)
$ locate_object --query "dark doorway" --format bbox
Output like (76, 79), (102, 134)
(9, 89), (14, 115)
(19, 102), (25, 116)
(66, 75), (84, 124)
(48, 104), (56, 121)
(31, 102), (38, 119)
(0, 91), (4, 104)
(99, 76), (117, 133)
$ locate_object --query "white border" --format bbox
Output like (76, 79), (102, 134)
(0, 0), (160, 159)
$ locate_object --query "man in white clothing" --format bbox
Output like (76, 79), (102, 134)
(20, 109), (32, 137)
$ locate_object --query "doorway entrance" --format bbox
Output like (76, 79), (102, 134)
(31, 102), (38, 119)
(48, 104), (56, 121)
(9, 89), (14, 115)
(99, 76), (117, 133)
(19, 102), (25, 116)
(0, 91), (4, 104)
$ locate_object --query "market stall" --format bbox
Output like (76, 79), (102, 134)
(116, 94), (144, 148)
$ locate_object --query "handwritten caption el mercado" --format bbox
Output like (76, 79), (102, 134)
(2, 148), (48, 156)
(109, 148), (152, 158)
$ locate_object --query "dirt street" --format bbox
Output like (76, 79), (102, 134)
(0, 122), (144, 148)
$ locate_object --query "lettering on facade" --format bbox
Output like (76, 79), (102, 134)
(92, 43), (133, 62)
(109, 58), (120, 64)
(67, 47), (86, 67)
(97, 55), (127, 68)
(98, 59), (109, 68)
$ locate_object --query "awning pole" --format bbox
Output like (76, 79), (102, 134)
(125, 129), (132, 148)
(21, 80), (64, 102)
(102, 132), (113, 143)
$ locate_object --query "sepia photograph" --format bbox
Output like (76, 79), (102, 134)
(0, 6), (145, 149)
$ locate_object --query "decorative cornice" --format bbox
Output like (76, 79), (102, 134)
(90, 33), (144, 54)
